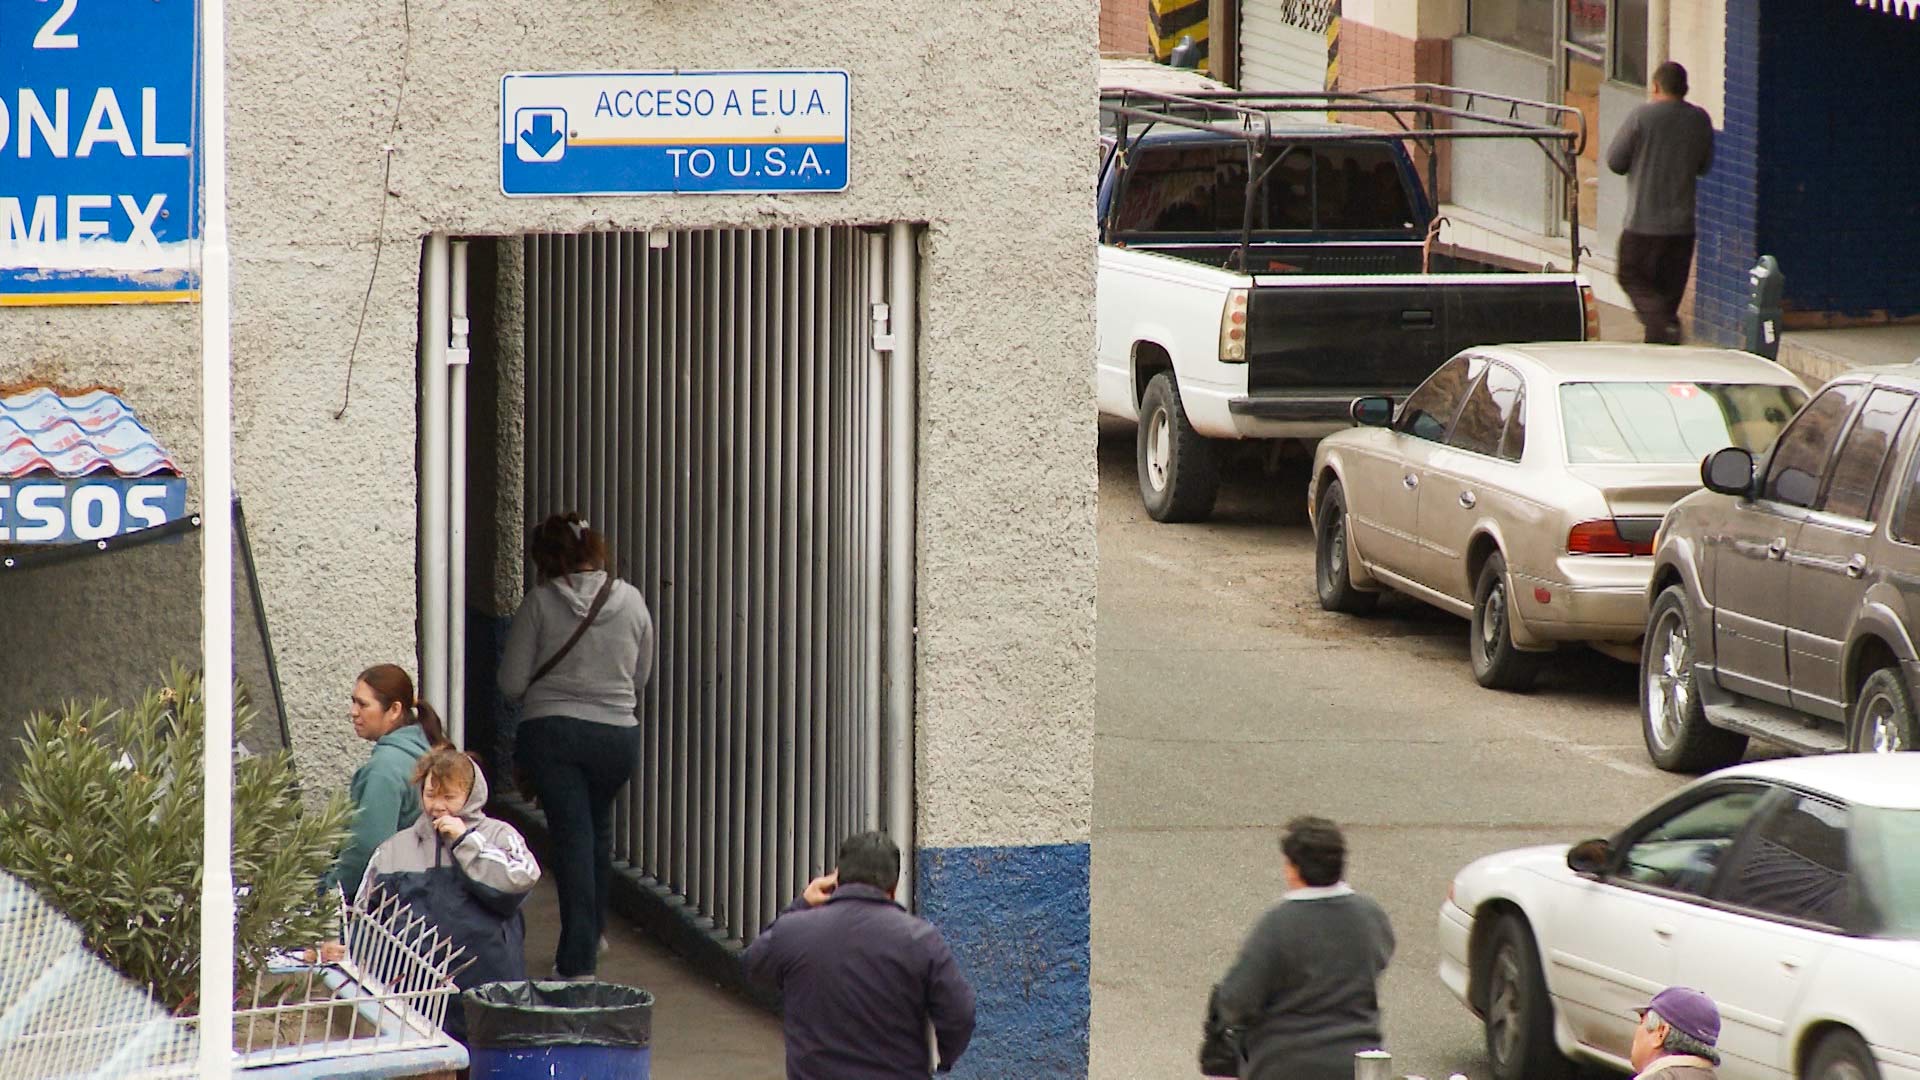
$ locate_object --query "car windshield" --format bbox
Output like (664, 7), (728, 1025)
(1854, 807), (1920, 938)
(1560, 381), (1807, 465)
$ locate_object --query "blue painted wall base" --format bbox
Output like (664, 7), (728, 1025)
(470, 1044), (648, 1080)
(918, 843), (1091, 1079)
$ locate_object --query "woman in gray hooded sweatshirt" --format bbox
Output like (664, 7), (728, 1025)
(500, 511), (654, 980)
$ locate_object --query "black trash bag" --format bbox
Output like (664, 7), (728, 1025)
(463, 980), (655, 1049)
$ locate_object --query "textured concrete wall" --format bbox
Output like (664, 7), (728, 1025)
(1671, 0), (1728, 126)
(2, 0), (1097, 840)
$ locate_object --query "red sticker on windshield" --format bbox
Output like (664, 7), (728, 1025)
(1667, 383), (1699, 399)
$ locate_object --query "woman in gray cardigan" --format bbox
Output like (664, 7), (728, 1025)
(500, 511), (655, 979)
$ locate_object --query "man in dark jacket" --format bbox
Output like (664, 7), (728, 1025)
(743, 831), (977, 1080)
(1213, 816), (1395, 1080)
(1606, 60), (1715, 345)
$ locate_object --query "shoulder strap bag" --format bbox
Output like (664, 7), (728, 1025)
(528, 576), (616, 686)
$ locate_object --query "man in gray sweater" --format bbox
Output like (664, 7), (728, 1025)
(1214, 816), (1395, 1080)
(1606, 61), (1715, 345)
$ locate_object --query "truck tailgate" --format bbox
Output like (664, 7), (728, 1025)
(1244, 276), (1585, 395)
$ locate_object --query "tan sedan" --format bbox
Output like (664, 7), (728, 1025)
(1307, 343), (1807, 690)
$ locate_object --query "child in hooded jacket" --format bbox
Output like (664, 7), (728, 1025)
(358, 748), (541, 1039)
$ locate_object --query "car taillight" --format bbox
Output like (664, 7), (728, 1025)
(1219, 288), (1248, 363)
(1579, 284), (1601, 341)
(1567, 519), (1653, 556)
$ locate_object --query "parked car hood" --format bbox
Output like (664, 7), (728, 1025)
(1565, 463), (1703, 519)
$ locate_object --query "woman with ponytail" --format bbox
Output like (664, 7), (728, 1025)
(322, 663), (451, 899)
(501, 511), (654, 980)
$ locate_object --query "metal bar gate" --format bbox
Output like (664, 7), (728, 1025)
(522, 226), (910, 942)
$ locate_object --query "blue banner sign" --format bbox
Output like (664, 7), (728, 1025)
(0, 477), (188, 543)
(1, 0), (200, 304)
(501, 70), (850, 196)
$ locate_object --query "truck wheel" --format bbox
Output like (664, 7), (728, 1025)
(1849, 667), (1917, 754)
(1315, 481), (1377, 614)
(1640, 586), (1748, 772)
(1137, 373), (1219, 523)
(1470, 553), (1540, 691)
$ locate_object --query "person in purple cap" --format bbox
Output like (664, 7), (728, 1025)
(1631, 986), (1721, 1079)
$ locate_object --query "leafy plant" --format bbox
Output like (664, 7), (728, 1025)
(0, 665), (352, 1014)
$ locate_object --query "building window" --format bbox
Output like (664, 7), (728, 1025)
(1468, 0), (1554, 56)
(1612, 0), (1649, 84)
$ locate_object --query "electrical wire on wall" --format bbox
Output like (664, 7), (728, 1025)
(334, 0), (412, 420)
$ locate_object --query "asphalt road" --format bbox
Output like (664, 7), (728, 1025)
(1090, 419), (1701, 1080)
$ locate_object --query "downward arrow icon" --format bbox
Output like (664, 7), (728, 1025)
(514, 109), (567, 162)
(521, 114), (563, 157)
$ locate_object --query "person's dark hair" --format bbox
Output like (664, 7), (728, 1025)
(1652, 61), (1688, 97)
(835, 831), (902, 892)
(1281, 815), (1347, 887)
(357, 663), (451, 749)
(530, 511), (611, 581)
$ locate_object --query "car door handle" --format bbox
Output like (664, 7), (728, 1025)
(1653, 924), (1675, 942)
(1780, 956), (1803, 975)
(1846, 554), (1868, 579)
(1459, 491), (1477, 509)
(1400, 309), (1436, 326)
(1403, 473), (1419, 490)
(1767, 538), (1787, 559)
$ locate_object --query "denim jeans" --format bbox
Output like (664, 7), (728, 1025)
(514, 715), (640, 977)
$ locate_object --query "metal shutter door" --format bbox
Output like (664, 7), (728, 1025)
(1239, 0), (1331, 91)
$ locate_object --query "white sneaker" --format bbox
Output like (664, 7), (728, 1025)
(599, 935), (610, 958)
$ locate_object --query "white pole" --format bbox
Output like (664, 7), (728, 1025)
(449, 241), (471, 747)
(197, 0), (236, 1070)
(884, 223), (917, 911)
(421, 236), (451, 713)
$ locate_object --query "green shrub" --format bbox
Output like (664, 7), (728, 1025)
(0, 665), (352, 1014)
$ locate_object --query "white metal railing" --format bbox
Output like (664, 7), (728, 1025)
(1353, 1049), (1472, 1080)
(0, 873), (466, 1078)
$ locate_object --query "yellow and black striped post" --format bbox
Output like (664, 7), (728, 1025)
(1149, 0), (1209, 72)
(1324, 3), (1342, 91)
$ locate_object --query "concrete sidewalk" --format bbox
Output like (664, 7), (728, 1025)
(517, 877), (785, 1079)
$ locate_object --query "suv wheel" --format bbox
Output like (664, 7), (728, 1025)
(1640, 586), (1748, 772)
(1136, 373), (1219, 523)
(1314, 480), (1377, 614)
(1850, 667), (1917, 754)
(1470, 553), (1539, 691)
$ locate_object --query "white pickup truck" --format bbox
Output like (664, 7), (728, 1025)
(1097, 68), (1598, 522)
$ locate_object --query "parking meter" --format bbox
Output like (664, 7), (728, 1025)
(1742, 255), (1784, 361)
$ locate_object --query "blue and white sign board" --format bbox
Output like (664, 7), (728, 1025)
(501, 70), (849, 196)
(0, 477), (188, 543)
(1, 0), (200, 304)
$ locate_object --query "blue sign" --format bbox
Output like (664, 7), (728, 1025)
(501, 70), (850, 196)
(1, 0), (200, 304)
(0, 477), (188, 543)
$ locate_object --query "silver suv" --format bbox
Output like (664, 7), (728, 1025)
(1643, 364), (1920, 771)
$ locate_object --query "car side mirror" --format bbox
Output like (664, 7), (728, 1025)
(1567, 838), (1613, 877)
(1351, 396), (1394, 428)
(1701, 447), (1756, 497)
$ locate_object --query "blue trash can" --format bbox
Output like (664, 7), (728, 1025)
(463, 980), (653, 1080)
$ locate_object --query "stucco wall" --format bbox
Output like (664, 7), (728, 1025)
(1671, 0), (1728, 126)
(1, 0), (1093, 858)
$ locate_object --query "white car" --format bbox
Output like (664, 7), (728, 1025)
(1439, 754), (1920, 1080)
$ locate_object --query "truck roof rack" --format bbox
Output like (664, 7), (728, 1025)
(1099, 84), (1589, 269)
